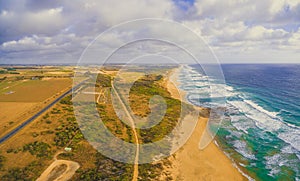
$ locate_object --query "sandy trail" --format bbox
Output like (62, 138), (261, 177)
(111, 81), (140, 181)
(37, 159), (80, 181)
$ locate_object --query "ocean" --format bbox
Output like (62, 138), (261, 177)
(178, 64), (300, 180)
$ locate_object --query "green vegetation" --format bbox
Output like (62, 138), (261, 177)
(9, 72), (20, 74)
(51, 108), (61, 114)
(94, 73), (135, 143)
(54, 127), (79, 147)
(0, 76), (7, 81)
(129, 74), (192, 143)
(96, 73), (112, 87)
(97, 99), (135, 143)
(1, 161), (44, 181)
(0, 154), (5, 169)
(6, 148), (22, 154)
(138, 161), (172, 181)
(78, 153), (133, 180)
(60, 96), (72, 105)
(95, 72), (191, 180)
(53, 114), (80, 147)
(0, 68), (18, 75)
(42, 113), (49, 119)
(96, 72), (191, 180)
(5, 68), (16, 71)
(23, 141), (52, 158)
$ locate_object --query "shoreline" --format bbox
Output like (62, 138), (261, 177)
(163, 66), (247, 180)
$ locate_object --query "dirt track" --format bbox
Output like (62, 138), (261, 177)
(37, 159), (80, 181)
(111, 81), (140, 181)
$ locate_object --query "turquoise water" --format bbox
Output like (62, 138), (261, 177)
(178, 64), (300, 180)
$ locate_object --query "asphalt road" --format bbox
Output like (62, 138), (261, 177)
(0, 81), (84, 144)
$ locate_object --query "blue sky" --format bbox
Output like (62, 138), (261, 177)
(0, 0), (300, 64)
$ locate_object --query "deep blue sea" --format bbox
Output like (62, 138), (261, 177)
(178, 64), (300, 180)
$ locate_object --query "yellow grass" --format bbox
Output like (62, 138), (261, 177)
(0, 78), (72, 102)
(46, 72), (71, 75)
(0, 102), (37, 137)
(0, 103), (66, 170)
(0, 78), (72, 139)
(116, 71), (145, 83)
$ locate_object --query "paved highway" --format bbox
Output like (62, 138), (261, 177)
(0, 81), (85, 144)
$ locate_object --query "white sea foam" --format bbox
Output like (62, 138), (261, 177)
(233, 140), (256, 160)
(285, 121), (300, 129)
(265, 154), (283, 166)
(239, 163), (246, 167)
(281, 145), (296, 154)
(226, 86), (234, 91)
(214, 140), (219, 147)
(278, 131), (300, 151)
(268, 167), (281, 177)
(264, 153), (291, 177)
(229, 130), (243, 138)
(227, 100), (282, 131)
(228, 99), (300, 152)
(216, 140), (255, 181)
(243, 99), (278, 118)
(230, 115), (255, 134)
(226, 94), (299, 176)
(190, 77), (207, 81)
(180, 65), (237, 99)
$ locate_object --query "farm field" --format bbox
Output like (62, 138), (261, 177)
(0, 78), (72, 102)
(0, 69), (73, 139)
(0, 102), (36, 137)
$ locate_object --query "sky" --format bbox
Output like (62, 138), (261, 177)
(0, 0), (300, 64)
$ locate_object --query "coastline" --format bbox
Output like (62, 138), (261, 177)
(163, 66), (247, 180)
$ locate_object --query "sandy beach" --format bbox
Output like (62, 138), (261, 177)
(163, 67), (247, 181)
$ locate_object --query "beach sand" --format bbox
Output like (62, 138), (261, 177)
(162, 67), (246, 181)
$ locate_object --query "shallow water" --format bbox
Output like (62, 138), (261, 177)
(178, 64), (300, 180)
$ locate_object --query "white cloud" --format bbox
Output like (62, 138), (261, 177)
(194, 0), (300, 25)
(1, 36), (52, 51)
(0, 0), (299, 63)
(82, 0), (175, 26)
